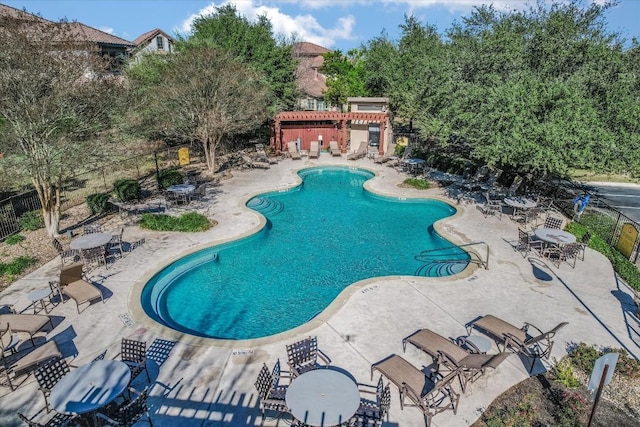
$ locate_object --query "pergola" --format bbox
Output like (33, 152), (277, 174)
(271, 111), (389, 155)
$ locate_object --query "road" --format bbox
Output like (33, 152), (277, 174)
(581, 182), (640, 223)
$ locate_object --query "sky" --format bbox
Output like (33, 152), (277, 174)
(2, 0), (640, 51)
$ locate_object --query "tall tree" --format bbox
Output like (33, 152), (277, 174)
(320, 49), (367, 111)
(127, 46), (270, 173)
(0, 13), (123, 237)
(186, 4), (298, 112)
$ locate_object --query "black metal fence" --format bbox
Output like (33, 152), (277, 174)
(0, 143), (205, 241)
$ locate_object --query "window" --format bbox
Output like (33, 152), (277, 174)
(368, 124), (380, 147)
(317, 100), (325, 111)
(156, 36), (164, 50)
(307, 99), (315, 110)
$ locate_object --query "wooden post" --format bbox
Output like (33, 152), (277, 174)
(587, 364), (609, 427)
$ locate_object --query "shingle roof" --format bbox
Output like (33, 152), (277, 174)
(293, 42), (331, 57)
(133, 28), (174, 46)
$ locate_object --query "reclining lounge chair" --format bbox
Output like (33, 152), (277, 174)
(467, 314), (568, 373)
(308, 141), (320, 159)
(2, 339), (62, 390)
(403, 328), (510, 393)
(0, 314), (53, 346)
(287, 141), (301, 160)
(347, 141), (368, 160)
(371, 354), (459, 427)
(52, 263), (104, 314)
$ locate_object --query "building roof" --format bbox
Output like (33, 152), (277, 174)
(133, 28), (174, 46)
(347, 97), (390, 103)
(293, 42), (331, 57)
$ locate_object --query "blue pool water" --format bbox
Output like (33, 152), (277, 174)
(141, 166), (469, 340)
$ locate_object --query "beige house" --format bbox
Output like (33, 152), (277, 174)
(293, 42), (333, 111)
(130, 28), (174, 65)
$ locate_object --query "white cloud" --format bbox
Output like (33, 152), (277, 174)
(177, 0), (356, 48)
(99, 26), (114, 34)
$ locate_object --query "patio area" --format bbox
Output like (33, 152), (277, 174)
(1, 153), (639, 426)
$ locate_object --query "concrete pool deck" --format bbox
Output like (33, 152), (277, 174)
(1, 154), (639, 426)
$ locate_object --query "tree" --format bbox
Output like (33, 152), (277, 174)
(127, 46), (270, 173)
(186, 4), (298, 113)
(320, 49), (368, 110)
(0, 13), (124, 237)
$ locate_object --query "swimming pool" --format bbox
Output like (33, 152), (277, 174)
(141, 166), (469, 340)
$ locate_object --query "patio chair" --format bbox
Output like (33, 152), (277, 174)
(80, 246), (108, 270)
(1, 323), (21, 357)
(347, 141), (368, 160)
(543, 242), (581, 269)
(402, 328), (510, 393)
(95, 386), (153, 427)
(371, 354), (460, 427)
(285, 336), (331, 377)
(3, 340), (62, 391)
(516, 228), (544, 257)
(460, 166), (490, 191)
(308, 141), (320, 159)
(18, 412), (76, 427)
(374, 142), (397, 164)
(34, 357), (70, 413)
(576, 231), (591, 261)
(188, 183), (208, 202)
(51, 239), (80, 266)
(477, 192), (503, 220)
(287, 141), (302, 160)
(107, 228), (125, 260)
(254, 363), (288, 424)
(242, 155), (271, 169)
(467, 314), (568, 373)
(352, 376), (391, 427)
(255, 144), (278, 164)
(543, 215), (564, 230)
(82, 224), (102, 235)
(54, 262), (104, 314)
(0, 313), (53, 345)
(329, 140), (341, 156)
(119, 338), (150, 383)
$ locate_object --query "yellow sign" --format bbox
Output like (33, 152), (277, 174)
(178, 147), (190, 166)
(396, 136), (408, 147)
(617, 223), (638, 259)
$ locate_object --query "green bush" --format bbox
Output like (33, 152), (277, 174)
(551, 358), (580, 388)
(4, 234), (25, 245)
(0, 256), (36, 278)
(139, 212), (211, 232)
(86, 192), (111, 215)
(113, 179), (141, 202)
(18, 210), (44, 231)
(157, 168), (184, 189)
(403, 178), (431, 190)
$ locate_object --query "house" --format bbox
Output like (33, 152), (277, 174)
(130, 28), (175, 65)
(0, 4), (134, 71)
(347, 97), (392, 151)
(293, 42), (332, 111)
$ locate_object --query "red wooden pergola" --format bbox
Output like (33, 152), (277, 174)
(271, 111), (389, 155)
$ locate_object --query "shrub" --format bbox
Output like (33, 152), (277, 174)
(554, 390), (588, 427)
(4, 234), (25, 245)
(551, 357), (580, 388)
(139, 212), (211, 232)
(403, 178), (431, 190)
(157, 168), (183, 189)
(86, 192), (111, 215)
(18, 210), (44, 231)
(113, 179), (141, 202)
(0, 256), (36, 278)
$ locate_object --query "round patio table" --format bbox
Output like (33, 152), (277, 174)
(70, 232), (112, 251)
(50, 359), (130, 415)
(534, 228), (576, 245)
(503, 197), (537, 209)
(286, 368), (360, 426)
(167, 184), (195, 194)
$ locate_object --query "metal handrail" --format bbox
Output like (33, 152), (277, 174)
(416, 241), (490, 270)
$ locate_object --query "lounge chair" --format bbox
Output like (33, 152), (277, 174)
(347, 141), (368, 160)
(242, 155), (270, 169)
(467, 314), (568, 372)
(371, 354), (460, 427)
(373, 142), (397, 164)
(329, 140), (341, 156)
(2, 340), (62, 390)
(287, 141), (301, 160)
(285, 336), (331, 377)
(53, 263), (104, 314)
(0, 314), (53, 345)
(403, 328), (510, 393)
(308, 140), (320, 159)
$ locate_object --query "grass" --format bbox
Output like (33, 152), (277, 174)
(403, 178), (431, 190)
(569, 169), (640, 184)
(0, 256), (37, 281)
(139, 212), (212, 232)
(4, 234), (25, 245)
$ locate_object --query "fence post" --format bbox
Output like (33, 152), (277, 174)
(154, 151), (161, 191)
(102, 167), (107, 191)
(610, 212), (621, 247)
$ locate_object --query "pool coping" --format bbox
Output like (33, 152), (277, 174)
(128, 164), (478, 348)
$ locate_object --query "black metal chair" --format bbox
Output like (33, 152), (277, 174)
(17, 412), (76, 427)
(51, 239), (79, 266)
(351, 377), (391, 427)
(254, 363), (288, 425)
(120, 338), (150, 383)
(95, 386), (153, 426)
(285, 336), (331, 377)
(34, 357), (70, 413)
